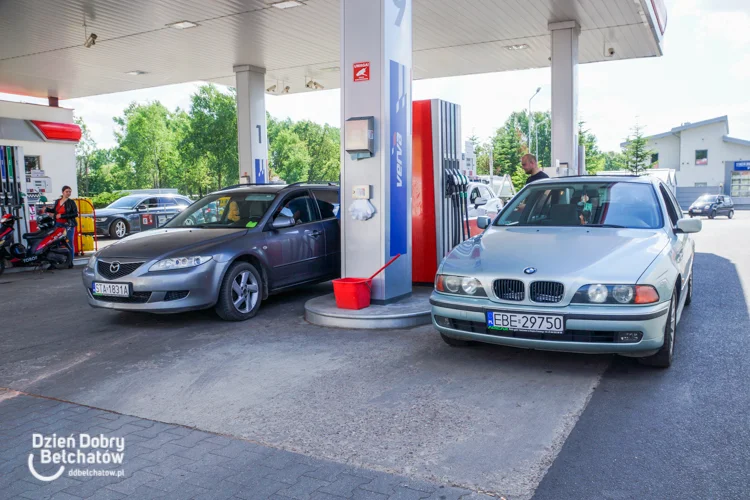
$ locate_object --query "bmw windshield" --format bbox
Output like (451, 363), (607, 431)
(494, 181), (664, 229)
(164, 192), (276, 228)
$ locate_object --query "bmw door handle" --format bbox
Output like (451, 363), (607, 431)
(310, 230), (323, 238)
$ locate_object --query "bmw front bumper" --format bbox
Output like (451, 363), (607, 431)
(431, 292), (670, 356)
(82, 258), (230, 313)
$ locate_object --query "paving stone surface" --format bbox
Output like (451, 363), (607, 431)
(0, 394), (491, 500)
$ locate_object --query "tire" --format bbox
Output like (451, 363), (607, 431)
(708, 210), (716, 219)
(440, 333), (471, 347)
(639, 289), (676, 368)
(215, 262), (263, 321)
(110, 219), (128, 239)
(728, 210), (734, 219)
(684, 269), (693, 307)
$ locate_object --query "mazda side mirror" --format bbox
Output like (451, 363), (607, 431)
(474, 197), (488, 207)
(477, 216), (491, 229)
(272, 215), (295, 229)
(676, 218), (701, 234)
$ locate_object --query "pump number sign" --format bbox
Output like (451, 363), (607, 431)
(353, 62), (370, 82)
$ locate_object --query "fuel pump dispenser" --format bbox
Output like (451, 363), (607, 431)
(412, 99), (472, 284)
(0, 145), (30, 245)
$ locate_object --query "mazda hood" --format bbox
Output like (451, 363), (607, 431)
(441, 226), (669, 284)
(97, 228), (246, 260)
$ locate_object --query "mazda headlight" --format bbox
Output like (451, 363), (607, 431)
(435, 274), (487, 297)
(573, 284), (659, 304)
(86, 255), (97, 270)
(149, 256), (212, 272)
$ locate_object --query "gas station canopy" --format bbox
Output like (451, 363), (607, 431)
(0, 0), (666, 100)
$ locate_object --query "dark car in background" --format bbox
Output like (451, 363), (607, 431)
(95, 194), (193, 239)
(688, 194), (734, 219)
(83, 184), (340, 321)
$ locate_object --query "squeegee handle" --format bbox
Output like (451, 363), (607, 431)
(368, 253), (401, 280)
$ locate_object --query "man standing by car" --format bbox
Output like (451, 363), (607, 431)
(521, 154), (549, 184)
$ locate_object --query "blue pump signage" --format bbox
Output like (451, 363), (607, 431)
(734, 161), (750, 171)
(389, 59), (408, 257)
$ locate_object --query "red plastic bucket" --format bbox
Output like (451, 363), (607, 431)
(332, 277), (373, 310)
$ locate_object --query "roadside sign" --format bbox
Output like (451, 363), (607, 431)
(353, 62), (370, 82)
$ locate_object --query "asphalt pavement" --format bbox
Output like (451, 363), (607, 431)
(1, 212), (748, 499)
(533, 211), (750, 500)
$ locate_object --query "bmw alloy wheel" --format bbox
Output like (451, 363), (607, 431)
(231, 270), (259, 313)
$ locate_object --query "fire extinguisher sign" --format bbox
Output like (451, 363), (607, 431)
(353, 62), (370, 82)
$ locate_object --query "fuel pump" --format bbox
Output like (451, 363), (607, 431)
(0, 145), (29, 245)
(412, 99), (473, 284)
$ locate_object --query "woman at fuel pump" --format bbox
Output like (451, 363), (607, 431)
(46, 185), (78, 268)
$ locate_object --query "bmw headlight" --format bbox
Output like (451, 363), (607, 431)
(149, 256), (212, 272)
(435, 274), (487, 297)
(96, 217), (108, 223)
(573, 284), (659, 304)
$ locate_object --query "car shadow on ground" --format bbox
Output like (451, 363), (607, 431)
(105, 281), (336, 328)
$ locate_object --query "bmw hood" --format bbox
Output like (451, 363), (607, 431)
(97, 228), (246, 260)
(441, 226), (669, 284)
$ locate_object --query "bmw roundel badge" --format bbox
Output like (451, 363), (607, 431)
(523, 267), (537, 275)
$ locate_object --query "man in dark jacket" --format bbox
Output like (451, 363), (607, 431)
(46, 185), (77, 268)
(521, 154), (549, 184)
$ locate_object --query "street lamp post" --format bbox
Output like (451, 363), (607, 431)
(528, 87), (541, 155)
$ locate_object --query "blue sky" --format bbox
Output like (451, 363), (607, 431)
(2, 0), (748, 154)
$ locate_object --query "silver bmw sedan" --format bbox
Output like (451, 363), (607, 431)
(431, 175), (701, 368)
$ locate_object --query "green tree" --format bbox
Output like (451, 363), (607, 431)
(579, 121), (604, 174)
(511, 166), (527, 192)
(291, 120), (340, 182)
(113, 102), (181, 189)
(75, 117), (97, 195)
(602, 151), (627, 171)
(269, 129), (311, 183)
(185, 84), (239, 190)
(622, 123), (654, 175)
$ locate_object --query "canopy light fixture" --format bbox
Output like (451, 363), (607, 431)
(281, 86), (290, 94)
(84, 33), (97, 48)
(271, 1), (303, 9)
(126, 70), (147, 76)
(306, 80), (324, 90)
(505, 44), (529, 51)
(266, 84), (277, 93)
(166, 20), (199, 29)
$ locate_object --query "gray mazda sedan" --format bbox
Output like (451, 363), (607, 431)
(431, 175), (701, 368)
(83, 184), (340, 321)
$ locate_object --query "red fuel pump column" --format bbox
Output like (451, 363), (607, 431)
(411, 99), (469, 285)
(412, 100), (438, 284)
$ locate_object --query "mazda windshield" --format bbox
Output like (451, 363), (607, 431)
(494, 181), (664, 229)
(164, 192), (276, 228)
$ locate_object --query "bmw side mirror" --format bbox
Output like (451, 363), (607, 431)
(137, 204), (147, 211)
(272, 215), (295, 230)
(676, 218), (701, 234)
(474, 197), (488, 207)
(477, 216), (491, 230)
